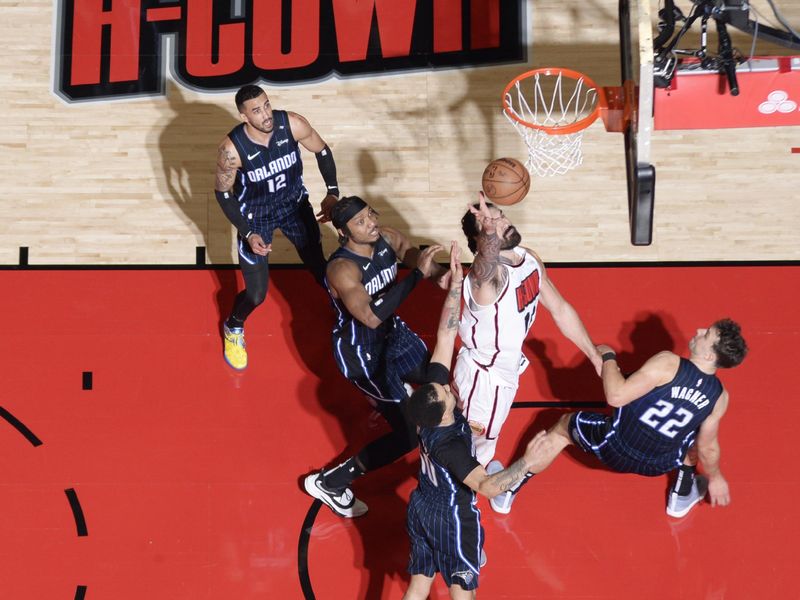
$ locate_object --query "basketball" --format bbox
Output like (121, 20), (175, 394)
(481, 157), (530, 206)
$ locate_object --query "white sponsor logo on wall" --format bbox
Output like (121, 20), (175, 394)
(758, 90), (797, 114)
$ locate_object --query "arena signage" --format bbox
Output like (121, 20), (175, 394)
(55, 0), (525, 102)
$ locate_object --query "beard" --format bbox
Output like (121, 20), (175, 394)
(501, 227), (522, 250)
(251, 119), (273, 134)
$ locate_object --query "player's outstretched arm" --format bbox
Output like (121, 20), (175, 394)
(536, 259), (602, 375)
(429, 242), (463, 369)
(287, 111), (340, 223)
(381, 227), (447, 281)
(696, 390), (731, 507)
(287, 111), (326, 153)
(468, 191), (508, 305)
(461, 432), (547, 498)
(598, 346), (678, 407)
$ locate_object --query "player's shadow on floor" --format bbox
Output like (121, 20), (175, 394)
(352, 457), (418, 598)
(286, 271), (448, 599)
(295, 396), (419, 598)
(150, 82), (245, 328)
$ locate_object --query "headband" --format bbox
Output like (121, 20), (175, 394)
(332, 197), (368, 229)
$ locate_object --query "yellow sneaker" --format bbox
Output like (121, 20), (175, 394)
(223, 324), (248, 370)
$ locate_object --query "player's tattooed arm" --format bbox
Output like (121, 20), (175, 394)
(463, 457), (530, 499)
(440, 262), (462, 333)
(471, 225), (504, 289)
(429, 242), (463, 368)
(467, 191), (508, 302)
(215, 140), (240, 192)
(486, 458), (530, 492)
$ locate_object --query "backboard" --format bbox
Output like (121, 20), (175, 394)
(619, 0), (656, 246)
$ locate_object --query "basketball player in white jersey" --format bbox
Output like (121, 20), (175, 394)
(454, 192), (603, 513)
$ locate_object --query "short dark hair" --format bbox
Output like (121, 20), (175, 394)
(712, 318), (748, 368)
(235, 85), (265, 111)
(406, 384), (445, 428)
(461, 202), (496, 254)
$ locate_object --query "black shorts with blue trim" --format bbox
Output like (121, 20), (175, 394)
(568, 412), (685, 476)
(238, 193), (321, 266)
(332, 316), (428, 402)
(406, 491), (483, 591)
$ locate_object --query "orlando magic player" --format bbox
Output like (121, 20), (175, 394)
(454, 192), (602, 513)
(521, 320), (747, 518)
(304, 196), (449, 518)
(402, 242), (544, 598)
(214, 85), (340, 370)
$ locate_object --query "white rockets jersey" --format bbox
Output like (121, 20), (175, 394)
(458, 247), (541, 386)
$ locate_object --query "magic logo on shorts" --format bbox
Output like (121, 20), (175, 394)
(54, 0), (526, 102)
(451, 570), (475, 585)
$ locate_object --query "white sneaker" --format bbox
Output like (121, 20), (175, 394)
(304, 472), (368, 518)
(486, 460), (515, 514)
(667, 475), (708, 518)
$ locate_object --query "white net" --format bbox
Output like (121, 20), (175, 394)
(503, 71), (600, 177)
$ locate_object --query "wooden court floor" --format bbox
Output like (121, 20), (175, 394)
(1, 265), (797, 599)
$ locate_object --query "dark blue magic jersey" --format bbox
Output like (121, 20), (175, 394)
(227, 110), (306, 220)
(327, 235), (399, 346)
(613, 358), (723, 459)
(415, 410), (481, 506)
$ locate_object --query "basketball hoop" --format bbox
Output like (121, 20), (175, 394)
(503, 68), (611, 177)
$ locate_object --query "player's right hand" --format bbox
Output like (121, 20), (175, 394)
(316, 194), (338, 223)
(416, 244), (443, 278)
(247, 233), (272, 256)
(468, 191), (504, 237)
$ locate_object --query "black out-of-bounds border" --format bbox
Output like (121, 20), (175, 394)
(3, 258), (800, 271)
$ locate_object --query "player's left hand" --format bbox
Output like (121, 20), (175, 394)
(708, 474), (731, 508)
(316, 194), (339, 223)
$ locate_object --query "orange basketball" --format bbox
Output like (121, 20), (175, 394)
(481, 157), (530, 206)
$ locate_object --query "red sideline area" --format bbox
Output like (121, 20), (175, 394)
(0, 266), (797, 599)
(654, 56), (800, 130)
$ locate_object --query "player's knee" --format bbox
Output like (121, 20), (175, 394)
(448, 584), (476, 599)
(246, 286), (267, 306)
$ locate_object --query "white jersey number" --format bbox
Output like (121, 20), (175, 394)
(266, 173), (287, 194)
(639, 400), (694, 438)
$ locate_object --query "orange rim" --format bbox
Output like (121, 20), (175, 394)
(502, 68), (607, 135)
